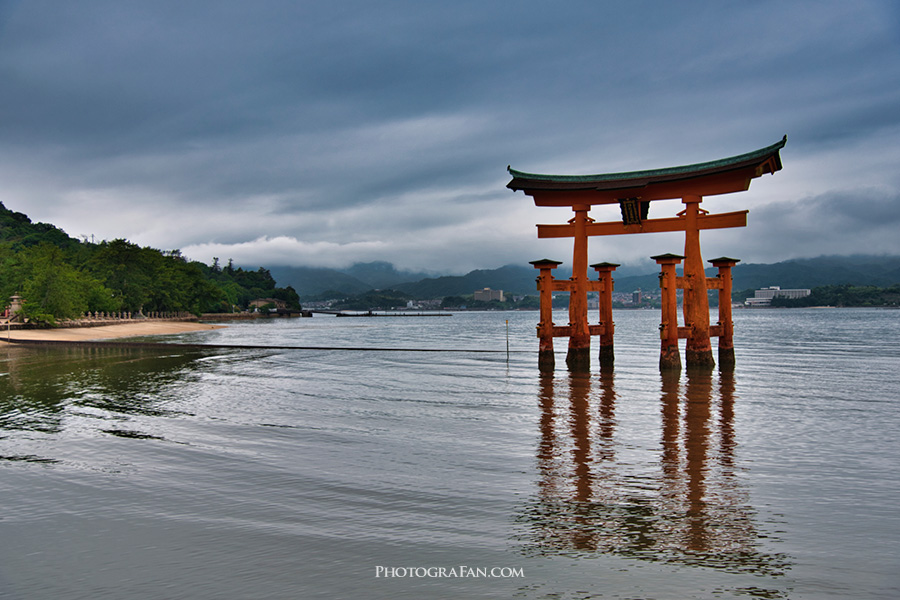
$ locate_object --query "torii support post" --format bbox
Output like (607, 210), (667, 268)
(566, 205), (592, 372)
(591, 262), (618, 369)
(530, 259), (562, 371)
(653, 253), (683, 371)
(681, 195), (715, 368)
(709, 257), (740, 368)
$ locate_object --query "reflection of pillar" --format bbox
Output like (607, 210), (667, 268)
(568, 372), (593, 506)
(718, 368), (736, 470)
(682, 196), (715, 368)
(684, 367), (713, 552)
(709, 257), (739, 368)
(531, 259), (562, 371)
(567, 371), (598, 551)
(659, 371), (681, 480)
(591, 262), (618, 369)
(653, 253), (683, 370)
(537, 373), (559, 501)
(567, 205), (591, 371)
(596, 368), (617, 462)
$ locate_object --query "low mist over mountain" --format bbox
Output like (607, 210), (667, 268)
(341, 261), (436, 289)
(270, 262), (434, 297)
(273, 255), (900, 299)
(733, 255), (900, 289)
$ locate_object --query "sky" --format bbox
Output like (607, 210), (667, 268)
(1, 0), (899, 275)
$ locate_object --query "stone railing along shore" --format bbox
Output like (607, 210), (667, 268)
(3, 312), (199, 331)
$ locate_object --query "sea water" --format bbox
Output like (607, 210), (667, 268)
(1, 308), (898, 599)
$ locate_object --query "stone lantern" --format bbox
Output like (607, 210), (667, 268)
(8, 293), (23, 322)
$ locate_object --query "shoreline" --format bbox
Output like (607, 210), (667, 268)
(0, 321), (225, 344)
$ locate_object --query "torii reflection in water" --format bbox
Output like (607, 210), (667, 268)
(518, 367), (790, 576)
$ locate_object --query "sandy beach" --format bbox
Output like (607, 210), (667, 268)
(0, 321), (225, 344)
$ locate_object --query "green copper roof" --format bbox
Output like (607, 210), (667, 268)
(508, 136), (786, 192)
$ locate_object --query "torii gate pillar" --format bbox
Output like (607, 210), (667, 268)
(709, 257), (740, 368)
(591, 261), (618, 369)
(530, 258), (563, 371)
(653, 253), (683, 370)
(681, 195), (715, 368)
(566, 205), (592, 371)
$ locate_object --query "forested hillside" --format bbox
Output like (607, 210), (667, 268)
(0, 202), (299, 323)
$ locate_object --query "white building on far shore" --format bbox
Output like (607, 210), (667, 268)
(745, 286), (811, 307)
(473, 288), (505, 302)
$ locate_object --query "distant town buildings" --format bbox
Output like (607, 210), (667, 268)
(612, 288), (660, 307)
(473, 287), (505, 302)
(745, 286), (811, 307)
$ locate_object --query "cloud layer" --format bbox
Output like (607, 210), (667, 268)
(2, 1), (898, 273)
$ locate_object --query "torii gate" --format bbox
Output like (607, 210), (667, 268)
(508, 136), (786, 371)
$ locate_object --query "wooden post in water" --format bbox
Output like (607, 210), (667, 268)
(531, 259), (562, 371)
(681, 195), (715, 368)
(591, 262), (618, 369)
(653, 253), (683, 371)
(566, 206), (592, 372)
(709, 257), (739, 368)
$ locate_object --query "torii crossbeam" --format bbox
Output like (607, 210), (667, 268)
(508, 136), (786, 371)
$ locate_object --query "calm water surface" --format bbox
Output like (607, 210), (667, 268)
(1, 309), (898, 599)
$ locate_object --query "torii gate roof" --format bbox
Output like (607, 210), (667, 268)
(508, 136), (786, 206)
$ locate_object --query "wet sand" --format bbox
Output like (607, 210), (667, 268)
(0, 321), (225, 344)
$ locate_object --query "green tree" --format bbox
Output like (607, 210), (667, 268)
(14, 244), (119, 322)
(441, 295), (467, 308)
(271, 285), (302, 310)
(86, 239), (154, 312)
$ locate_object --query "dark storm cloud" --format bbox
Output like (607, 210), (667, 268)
(0, 1), (898, 271)
(741, 188), (900, 260)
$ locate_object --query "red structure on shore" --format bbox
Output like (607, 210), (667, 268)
(509, 137), (786, 371)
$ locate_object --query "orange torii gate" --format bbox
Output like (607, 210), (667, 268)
(508, 136), (786, 371)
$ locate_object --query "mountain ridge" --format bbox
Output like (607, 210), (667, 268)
(272, 255), (900, 299)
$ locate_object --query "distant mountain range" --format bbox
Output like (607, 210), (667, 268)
(8, 198), (896, 304)
(269, 262), (435, 297)
(271, 255), (900, 299)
